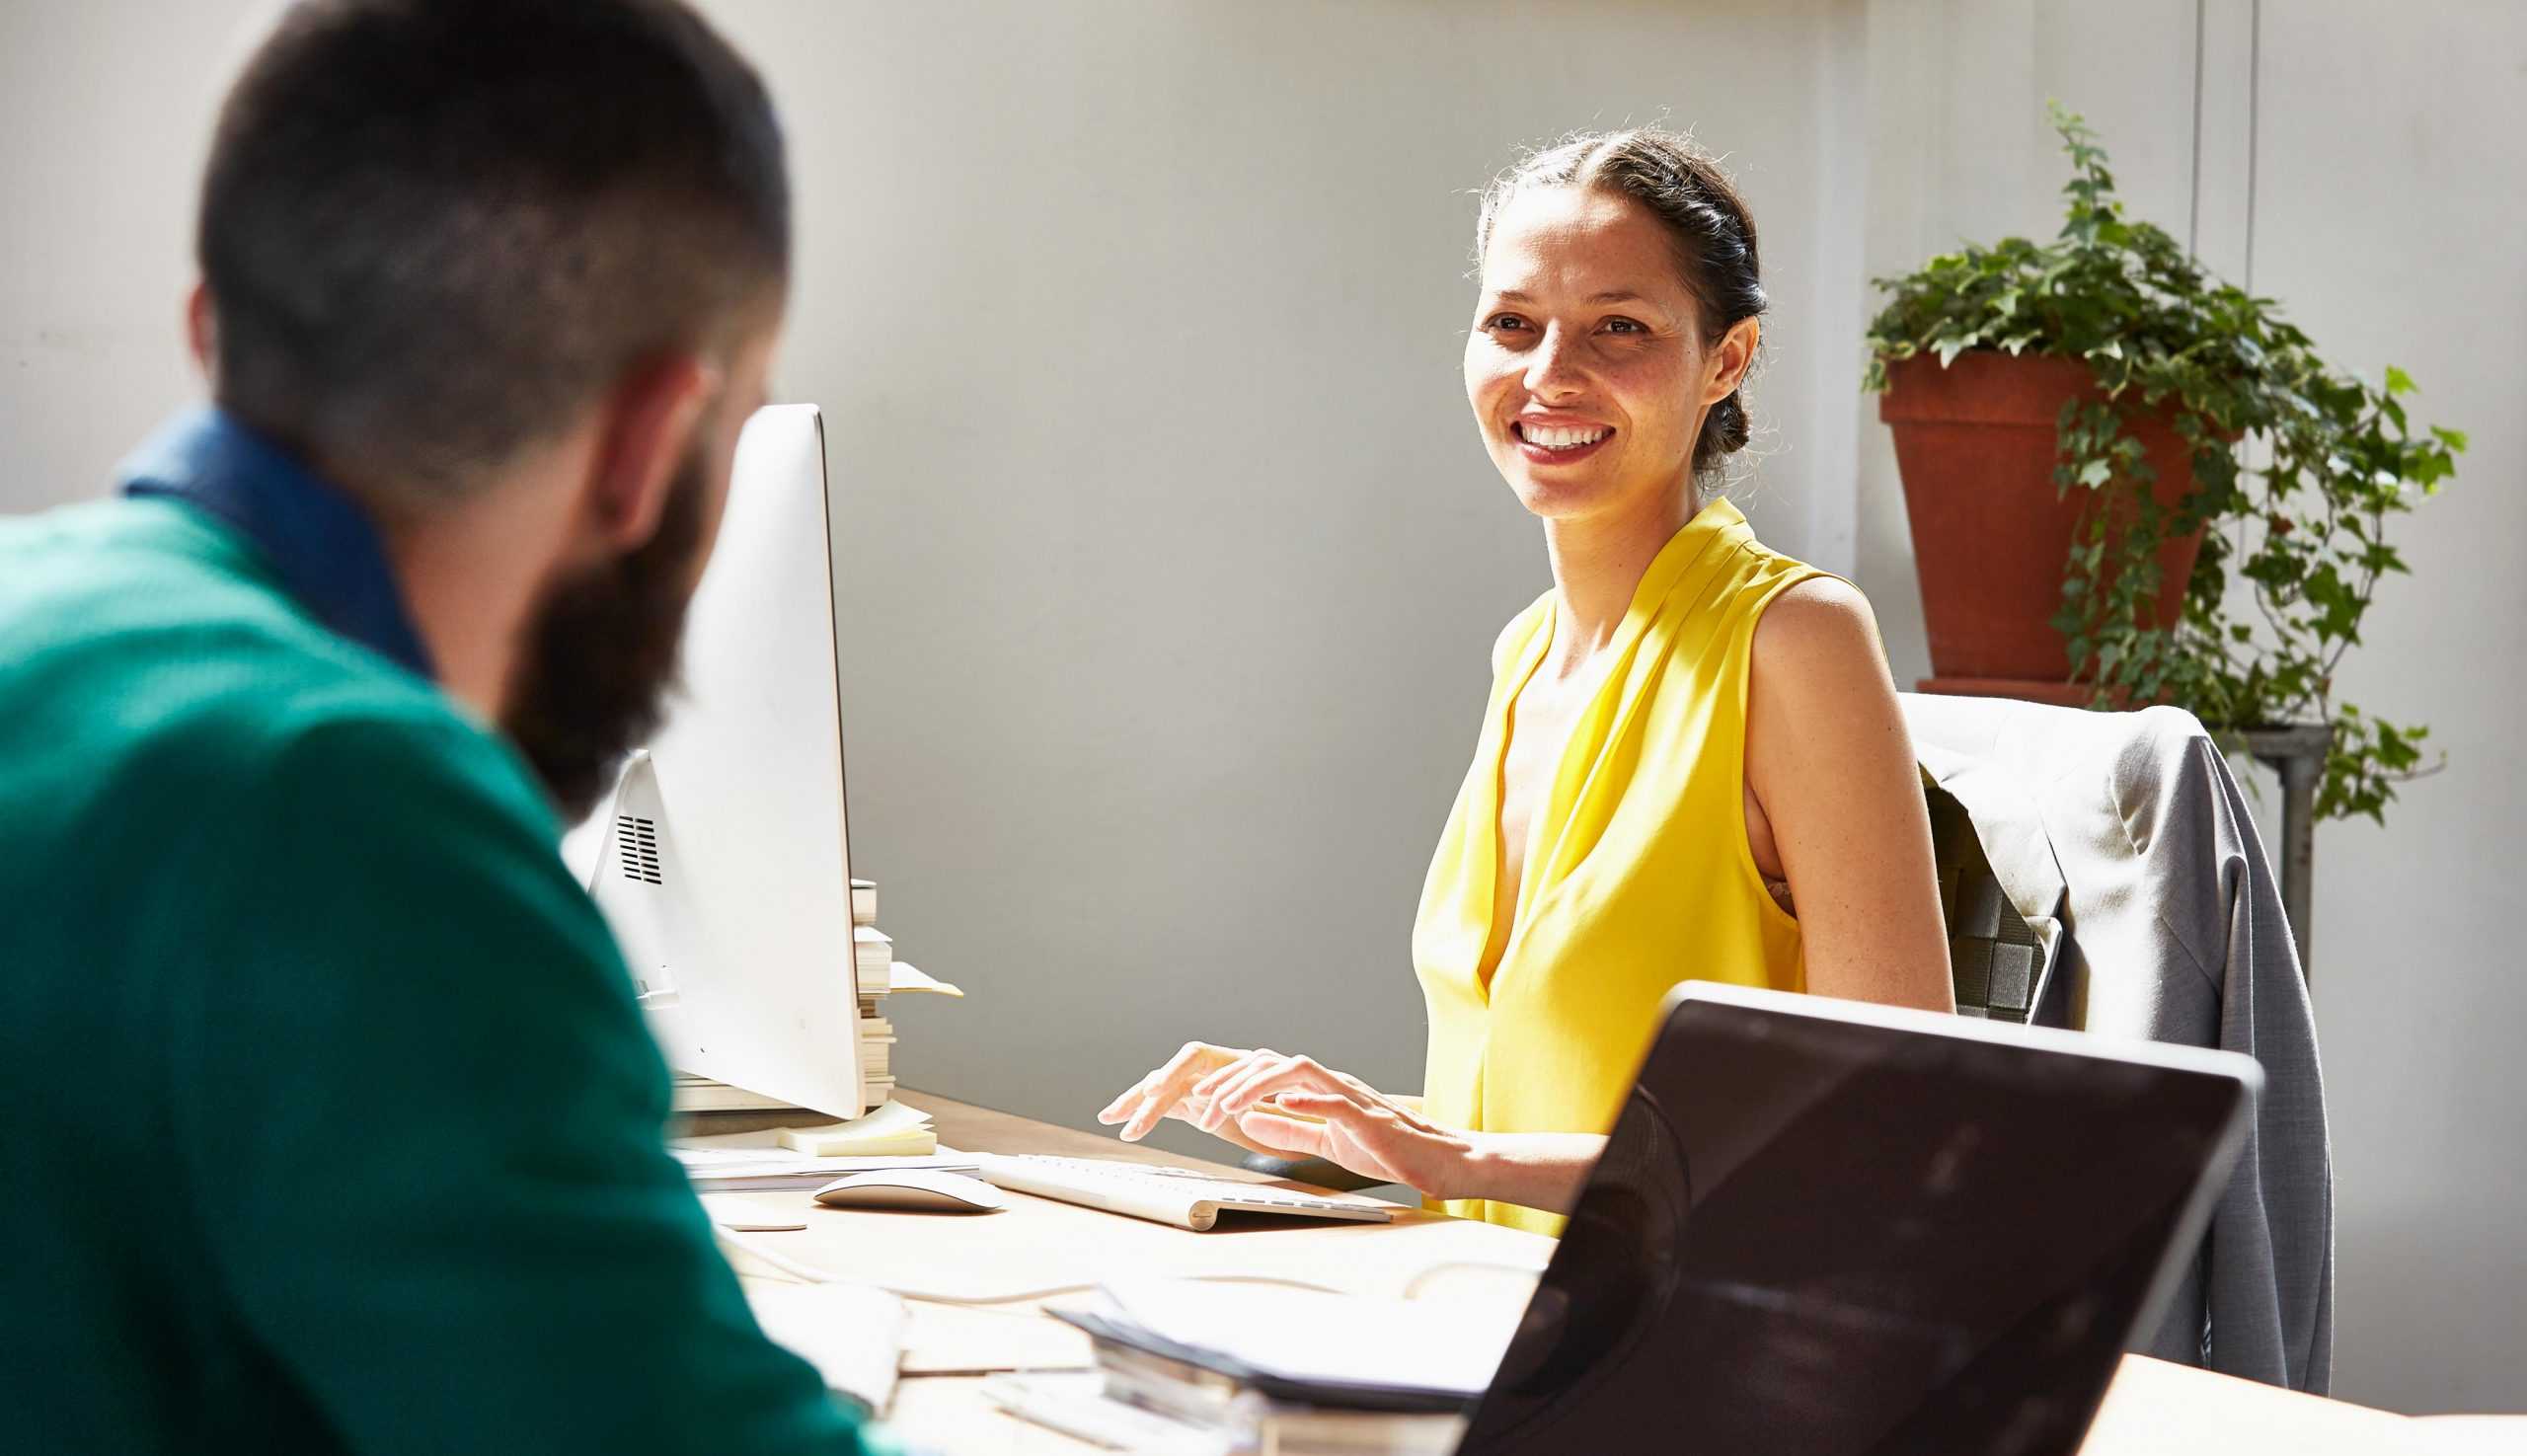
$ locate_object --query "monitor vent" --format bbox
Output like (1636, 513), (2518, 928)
(617, 814), (664, 885)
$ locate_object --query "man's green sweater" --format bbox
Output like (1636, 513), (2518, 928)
(0, 496), (885, 1453)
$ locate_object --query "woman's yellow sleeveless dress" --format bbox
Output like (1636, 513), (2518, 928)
(1412, 498), (1831, 1235)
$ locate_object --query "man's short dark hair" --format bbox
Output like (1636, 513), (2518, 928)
(198, 0), (789, 496)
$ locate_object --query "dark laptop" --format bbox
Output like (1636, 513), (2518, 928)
(1457, 981), (2258, 1456)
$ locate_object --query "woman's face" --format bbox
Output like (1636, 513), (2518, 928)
(1464, 185), (1750, 525)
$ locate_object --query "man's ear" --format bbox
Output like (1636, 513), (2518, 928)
(187, 282), (216, 378)
(1703, 316), (1762, 405)
(582, 353), (721, 555)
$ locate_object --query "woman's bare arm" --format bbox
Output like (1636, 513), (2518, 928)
(1743, 577), (1954, 1012)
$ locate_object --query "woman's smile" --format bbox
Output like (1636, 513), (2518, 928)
(1513, 416), (1618, 463)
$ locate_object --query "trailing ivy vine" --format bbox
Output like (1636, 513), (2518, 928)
(1865, 104), (2465, 823)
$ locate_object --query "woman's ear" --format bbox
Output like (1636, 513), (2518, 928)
(1703, 316), (1762, 405)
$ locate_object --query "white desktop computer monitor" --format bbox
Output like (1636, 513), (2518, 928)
(561, 403), (869, 1119)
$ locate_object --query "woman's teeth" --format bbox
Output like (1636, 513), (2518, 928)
(1521, 423), (1611, 451)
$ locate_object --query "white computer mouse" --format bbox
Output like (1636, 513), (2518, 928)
(810, 1169), (1005, 1214)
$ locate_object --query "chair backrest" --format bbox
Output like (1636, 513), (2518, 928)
(1923, 774), (2047, 1025)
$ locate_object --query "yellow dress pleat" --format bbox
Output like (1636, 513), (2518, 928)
(1412, 498), (1829, 1235)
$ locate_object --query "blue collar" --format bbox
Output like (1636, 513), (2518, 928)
(118, 407), (436, 680)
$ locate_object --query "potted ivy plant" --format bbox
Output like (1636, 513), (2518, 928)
(1864, 104), (2465, 823)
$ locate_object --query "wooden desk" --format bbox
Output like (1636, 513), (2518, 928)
(713, 1091), (2481, 1454)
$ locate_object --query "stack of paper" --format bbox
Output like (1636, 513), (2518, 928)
(851, 881), (892, 1102)
(671, 1101), (955, 1188)
(851, 877), (966, 1107)
(852, 921), (890, 998)
(776, 1099), (938, 1157)
(668, 1070), (802, 1114)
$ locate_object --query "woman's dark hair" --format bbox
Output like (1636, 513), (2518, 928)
(197, 0), (790, 498)
(1475, 127), (1766, 491)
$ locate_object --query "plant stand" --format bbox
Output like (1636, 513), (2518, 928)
(2233, 724), (2332, 984)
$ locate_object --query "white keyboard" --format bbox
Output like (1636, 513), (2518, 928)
(977, 1153), (1399, 1232)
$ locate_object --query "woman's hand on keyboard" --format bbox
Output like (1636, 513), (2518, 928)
(1100, 1042), (1281, 1148)
(1100, 1043), (1474, 1194)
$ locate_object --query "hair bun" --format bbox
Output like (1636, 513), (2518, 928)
(1710, 391), (1751, 455)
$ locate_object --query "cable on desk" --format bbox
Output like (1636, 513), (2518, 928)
(1397, 1257), (1550, 1299)
(712, 1224), (1358, 1306)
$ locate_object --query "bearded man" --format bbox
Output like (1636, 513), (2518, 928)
(0, 3), (891, 1452)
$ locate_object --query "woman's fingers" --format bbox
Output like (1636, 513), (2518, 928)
(1189, 1051), (1290, 1132)
(1237, 1091), (1409, 1187)
(1096, 1073), (1158, 1124)
(1097, 1061), (1181, 1124)
(1233, 1105), (1333, 1161)
(1302, 1089), (1460, 1189)
(1187, 1046), (1279, 1111)
(1102, 1045), (1394, 1159)
(1199, 1113), (1314, 1160)
(1198, 1053), (1358, 1134)
(1112, 1041), (1242, 1142)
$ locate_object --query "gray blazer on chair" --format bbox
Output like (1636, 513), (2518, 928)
(1900, 692), (2336, 1394)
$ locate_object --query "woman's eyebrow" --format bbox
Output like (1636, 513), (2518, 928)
(1488, 288), (1655, 305)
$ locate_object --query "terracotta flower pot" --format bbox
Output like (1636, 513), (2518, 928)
(1879, 351), (2212, 701)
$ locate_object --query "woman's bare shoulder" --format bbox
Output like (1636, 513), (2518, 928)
(1748, 575), (1890, 692)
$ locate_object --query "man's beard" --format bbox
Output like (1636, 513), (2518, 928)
(502, 451), (711, 823)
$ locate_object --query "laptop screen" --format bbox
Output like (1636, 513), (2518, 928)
(1460, 986), (2252, 1456)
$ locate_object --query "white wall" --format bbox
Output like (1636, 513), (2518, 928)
(2255, 2), (2527, 1416)
(4, 0), (2517, 1417)
(1860, 0), (2527, 1416)
(0, 2), (251, 500)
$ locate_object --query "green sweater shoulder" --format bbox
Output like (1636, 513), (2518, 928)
(0, 498), (885, 1455)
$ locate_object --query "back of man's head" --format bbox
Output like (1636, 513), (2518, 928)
(198, 0), (789, 499)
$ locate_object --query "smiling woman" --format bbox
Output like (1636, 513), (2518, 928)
(1466, 130), (1766, 512)
(1102, 128), (1954, 1235)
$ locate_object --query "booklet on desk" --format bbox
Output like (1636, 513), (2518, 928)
(1052, 1278), (1520, 1414)
(985, 1372), (1467, 1456)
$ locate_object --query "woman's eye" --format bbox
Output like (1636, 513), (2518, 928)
(1603, 317), (1646, 334)
(1486, 313), (1529, 332)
